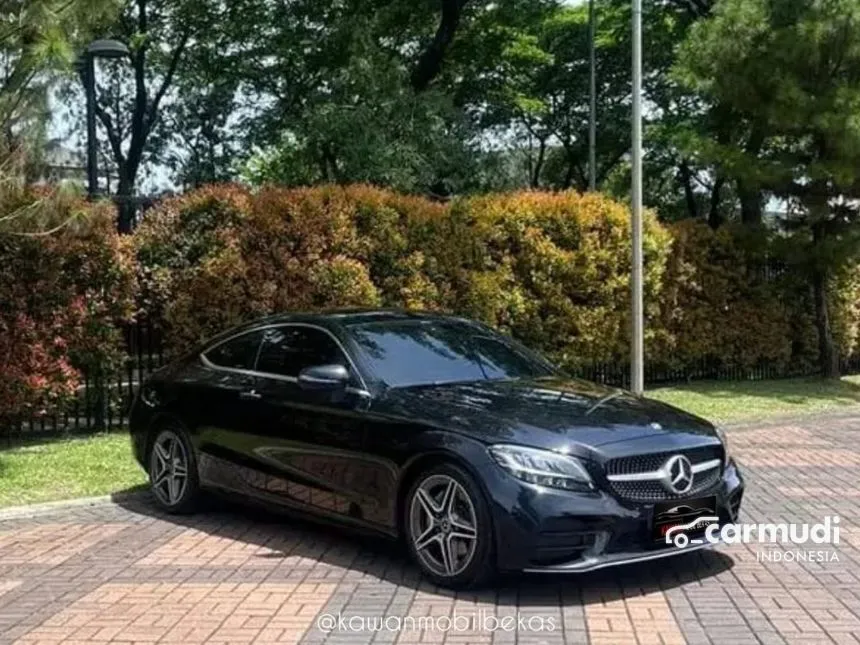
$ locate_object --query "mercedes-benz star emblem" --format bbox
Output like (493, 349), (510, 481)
(662, 454), (693, 494)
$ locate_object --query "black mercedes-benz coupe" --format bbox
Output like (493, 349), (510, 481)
(130, 310), (744, 587)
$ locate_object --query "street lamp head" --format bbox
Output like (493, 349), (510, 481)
(86, 39), (129, 59)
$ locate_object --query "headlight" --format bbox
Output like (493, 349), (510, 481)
(715, 426), (731, 466)
(488, 444), (593, 491)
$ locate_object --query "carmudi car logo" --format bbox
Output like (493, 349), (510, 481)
(665, 515), (842, 563)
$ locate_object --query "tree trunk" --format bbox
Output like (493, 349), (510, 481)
(679, 161), (698, 220)
(562, 156), (575, 190)
(411, 0), (469, 92)
(116, 174), (135, 234)
(707, 176), (725, 229)
(737, 126), (765, 226)
(812, 267), (839, 378)
(531, 139), (546, 188)
(737, 179), (762, 226)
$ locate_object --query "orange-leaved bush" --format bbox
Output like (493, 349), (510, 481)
(657, 220), (794, 373)
(135, 185), (673, 373)
(136, 185), (389, 350)
(136, 182), (860, 378)
(437, 191), (671, 371)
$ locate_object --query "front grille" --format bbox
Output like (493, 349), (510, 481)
(606, 445), (722, 476)
(605, 445), (723, 502)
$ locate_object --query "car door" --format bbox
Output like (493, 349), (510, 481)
(191, 328), (271, 491)
(246, 325), (388, 529)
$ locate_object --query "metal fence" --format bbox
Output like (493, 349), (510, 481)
(3, 321), (860, 444)
(573, 355), (860, 389)
(1, 320), (166, 445)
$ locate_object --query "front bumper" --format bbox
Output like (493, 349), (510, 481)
(522, 538), (718, 573)
(485, 458), (744, 573)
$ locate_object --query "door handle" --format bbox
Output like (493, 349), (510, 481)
(239, 389), (262, 400)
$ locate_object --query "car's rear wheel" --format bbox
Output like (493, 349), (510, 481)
(405, 463), (495, 588)
(148, 423), (200, 514)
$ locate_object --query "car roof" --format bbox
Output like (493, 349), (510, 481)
(255, 308), (469, 328)
(200, 309), (479, 352)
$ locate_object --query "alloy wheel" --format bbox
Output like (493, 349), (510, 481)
(409, 474), (479, 578)
(150, 430), (189, 507)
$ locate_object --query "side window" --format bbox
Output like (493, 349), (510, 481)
(204, 330), (263, 370)
(256, 327), (349, 378)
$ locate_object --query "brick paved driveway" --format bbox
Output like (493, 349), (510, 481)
(1, 413), (859, 645)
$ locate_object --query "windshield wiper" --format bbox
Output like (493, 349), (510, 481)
(584, 389), (624, 416)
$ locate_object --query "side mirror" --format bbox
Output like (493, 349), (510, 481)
(298, 364), (350, 390)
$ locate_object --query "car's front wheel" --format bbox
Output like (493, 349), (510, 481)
(405, 463), (495, 588)
(148, 423), (200, 514)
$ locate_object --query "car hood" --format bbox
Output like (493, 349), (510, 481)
(377, 377), (716, 453)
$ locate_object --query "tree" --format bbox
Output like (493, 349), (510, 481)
(0, 0), (114, 171)
(454, 0), (709, 198)
(243, 43), (482, 193)
(237, 0), (545, 194)
(411, 0), (470, 92)
(454, 3), (632, 192)
(87, 0), (225, 230)
(679, 0), (860, 377)
(159, 13), (248, 189)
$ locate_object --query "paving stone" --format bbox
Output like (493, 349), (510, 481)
(0, 413), (858, 644)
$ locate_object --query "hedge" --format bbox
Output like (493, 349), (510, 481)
(7, 181), (854, 422)
(0, 187), (135, 421)
(134, 184), (849, 376)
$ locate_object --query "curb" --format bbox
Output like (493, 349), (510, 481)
(0, 490), (146, 522)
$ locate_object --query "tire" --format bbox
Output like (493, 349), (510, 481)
(404, 462), (495, 588)
(148, 422), (201, 514)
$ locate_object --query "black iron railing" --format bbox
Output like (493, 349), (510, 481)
(2, 322), (859, 443)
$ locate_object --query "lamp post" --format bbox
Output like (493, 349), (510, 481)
(588, 0), (596, 192)
(80, 39), (129, 201)
(630, 0), (644, 395)
(79, 39), (129, 430)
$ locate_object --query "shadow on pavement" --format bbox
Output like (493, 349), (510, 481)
(112, 487), (735, 607)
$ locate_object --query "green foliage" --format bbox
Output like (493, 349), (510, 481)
(678, 0), (860, 376)
(242, 42), (480, 193)
(434, 192), (670, 370)
(0, 0), (116, 167)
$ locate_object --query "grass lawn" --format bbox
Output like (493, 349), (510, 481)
(649, 374), (860, 424)
(0, 433), (146, 508)
(2, 375), (860, 509)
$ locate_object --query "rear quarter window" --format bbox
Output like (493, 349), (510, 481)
(203, 330), (264, 370)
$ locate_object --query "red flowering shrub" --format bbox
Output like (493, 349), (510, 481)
(137, 185), (384, 350)
(0, 188), (135, 421)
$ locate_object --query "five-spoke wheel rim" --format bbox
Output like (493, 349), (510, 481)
(409, 474), (478, 578)
(150, 430), (188, 507)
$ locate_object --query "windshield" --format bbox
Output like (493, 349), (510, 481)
(348, 319), (556, 388)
